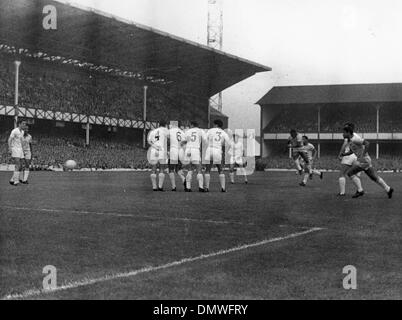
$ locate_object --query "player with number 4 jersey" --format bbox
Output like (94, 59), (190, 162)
(148, 121), (169, 191)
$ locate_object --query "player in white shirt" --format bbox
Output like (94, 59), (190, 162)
(228, 133), (248, 185)
(204, 120), (232, 192)
(168, 121), (186, 191)
(183, 121), (207, 192)
(337, 122), (359, 196)
(299, 136), (323, 187)
(8, 119), (26, 186)
(21, 125), (33, 184)
(342, 125), (394, 199)
(147, 121), (169, 191)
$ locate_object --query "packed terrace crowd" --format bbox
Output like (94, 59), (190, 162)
(265, 104), (402, 133)
(0, 132), (148, 170)
(0, 53), (206, 124)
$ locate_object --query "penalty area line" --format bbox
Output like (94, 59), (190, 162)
(2, 227), (323, 300)
(0, 205), (255, 226)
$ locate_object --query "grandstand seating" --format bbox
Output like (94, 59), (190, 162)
(0, 131), (148, 170)
(0, 53), (207, 124)
(264, 104), (402, 133)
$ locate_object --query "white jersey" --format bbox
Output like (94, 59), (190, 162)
(302, 143), (316, 161)
(22, 134), (32, 153)
(206, 128), (231, 150)
(349, 133), (365, 158)
(185, 128), (206, 149)
(9, 128), (24, 150)
(230, 140), (244, 158)
(169, 127), (185, 150)
(148, 127), (169, 151)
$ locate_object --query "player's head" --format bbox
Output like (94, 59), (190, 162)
(169, 120), (179, 129)
(213, 119), (224, 129)
(24, 125), (29, 134)
(159, 120), (167, 128)
(343, 125), (354, 139)
(290, 129), (297, 138)
(302, 135), (309, 145)
(344, 122), (355, 131)
(190, 121), (198, 128)
(17, 119), (26, 129)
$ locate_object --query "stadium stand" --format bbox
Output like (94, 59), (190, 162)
(0, 53), (207, 124)
(1, 0), (271, 170)
(0, 130), (148, 170)
(264, 104), (379, 133)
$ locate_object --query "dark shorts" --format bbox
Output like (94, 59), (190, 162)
(292, 150), (309, 164)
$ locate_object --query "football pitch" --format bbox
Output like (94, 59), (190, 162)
(0, 171), (400, 300)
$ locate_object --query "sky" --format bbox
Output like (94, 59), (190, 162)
(61, 0), (402, 132)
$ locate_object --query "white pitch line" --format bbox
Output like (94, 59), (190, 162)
(0, 205), (255, 226)
(2, 227), (323, 300)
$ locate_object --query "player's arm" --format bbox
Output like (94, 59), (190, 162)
(147, 131), (158, 150)
(338, 140), (348, 158)
(362, 140), (370, 155)
(340, 141), (354, 157)
(312, 147), (317, 160)
(8, 131), (15, 151)
(224, 132), (234, 150)
(201, 129), (208, 144)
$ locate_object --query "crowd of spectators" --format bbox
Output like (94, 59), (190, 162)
(0, 132), (148, 170)
(264, 104), (402, 133)
(0, 53), (207, 124)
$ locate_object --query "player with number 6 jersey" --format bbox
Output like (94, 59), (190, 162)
(168, 122), (186, 191)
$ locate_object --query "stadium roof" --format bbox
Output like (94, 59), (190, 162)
(257, 83), (402, 105)
(210, 107), (228, 119)
(0, 0), (271, 97)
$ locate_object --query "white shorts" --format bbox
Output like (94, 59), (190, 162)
(205, 147), (222, 164)
(148, 148), (168, 165)
(184, 148), (201, 164)
(169, 148), (184, 164)
(11, 148), (24, 159)
(341, 154), (357, 166)
(229, 155), (244, 166)
(24, 151), (32, 161)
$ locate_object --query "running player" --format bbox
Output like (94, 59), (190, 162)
(168, 121), (186, 191)
(184, 121), (207, 192)
(337, 122), (358, 196)
(299, 136), (323, 186)
(147, 121), (169, 191)
(342, 125), (394, 199)
(229, 133), (248, 185)
(8, 119), (26, 186)
(204, 120), (232, 192)
(288, 129), (311, 175)
(21, 124), (33, 184)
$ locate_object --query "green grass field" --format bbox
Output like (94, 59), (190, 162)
(0, 171), (400, 300)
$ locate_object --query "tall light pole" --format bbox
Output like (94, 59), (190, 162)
(14, 60), (21, 128)
(143, 85), (148, 149)
(207, 0), (224, 116)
